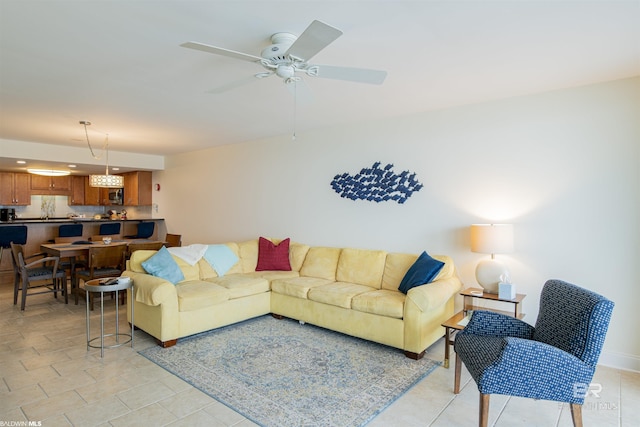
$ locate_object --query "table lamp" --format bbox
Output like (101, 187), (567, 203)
(470, 224), (514, 293)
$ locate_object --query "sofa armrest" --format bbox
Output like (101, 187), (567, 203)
(405, 276), (462, 313)
(122, 271), (177, 306)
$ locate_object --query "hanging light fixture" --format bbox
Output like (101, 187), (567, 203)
(80, 120), (124, 188)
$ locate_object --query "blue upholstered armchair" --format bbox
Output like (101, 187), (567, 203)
(454, 280), (614, 427)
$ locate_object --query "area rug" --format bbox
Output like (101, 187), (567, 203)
(139, 315), (440, 427)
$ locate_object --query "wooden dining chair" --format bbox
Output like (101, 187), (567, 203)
(10, 242), (67, 310)
(126, 241), (164, 260)
(165, 233), (182, 247)
(75, 244), (127, 310)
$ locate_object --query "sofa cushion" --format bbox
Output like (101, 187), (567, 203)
(271, 276), (334, 299)
(289, 242), (310, 272)
(256, 237), (291, 271)
(204, 244), (239, 276)
(129, 249), (158, 273)
(307, 282), (374, 309)
(175, 280), (230, 312)
(206, 275), (270, 299)
(336, 248), (386, 289)
(299, 247), (342, 280)
(141, 247), (184, 284)
(247, 270), (300, 281)
(237, 239), (259, 273)
(351, 289), (405, 319)
(398, 251), (444, 294)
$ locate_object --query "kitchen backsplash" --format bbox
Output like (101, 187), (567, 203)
(6, 196), (153, 219)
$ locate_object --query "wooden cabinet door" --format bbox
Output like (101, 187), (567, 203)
(0, 172), (13, 205)
(69, 176), (85, 205)
(13, 173), (31, 205)
(50, 175), (71, 191)
(30, 174), (70, 195)
(122, 171), (152, 206)
(84, 179), (101, 205)
(30, 174), (51, 191)
(0, 172), (31, 205)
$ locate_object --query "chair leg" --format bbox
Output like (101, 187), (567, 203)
(20, 277), (28, 311)
(479, 393), (489, 427)
(62, 278), (68, 304)
(570, 403), (583, 427)
(454, 353), (462, 394)
(13, 273), (20, 305)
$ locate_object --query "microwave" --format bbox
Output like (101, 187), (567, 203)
(108, 188), (124, 205)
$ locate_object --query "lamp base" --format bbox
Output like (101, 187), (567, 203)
(475, 259), (509, 294)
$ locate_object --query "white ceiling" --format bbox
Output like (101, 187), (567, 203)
(1, 1), (639, 173)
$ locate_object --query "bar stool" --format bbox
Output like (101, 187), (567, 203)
(85, 277), (134, 358)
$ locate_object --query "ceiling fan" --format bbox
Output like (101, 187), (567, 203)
(180, 20), (387, 94)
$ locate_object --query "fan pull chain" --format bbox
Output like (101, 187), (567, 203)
(292, 80), (297, 140)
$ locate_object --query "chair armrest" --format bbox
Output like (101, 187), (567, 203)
(24, 256), (60, 270)
(483, 337), (595, 403)
(463, 310), (534, 339)
(122, 271), (177, 306)
(405, 276), (462, 312)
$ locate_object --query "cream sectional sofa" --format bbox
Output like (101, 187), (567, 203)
(123, 238), (462, 359)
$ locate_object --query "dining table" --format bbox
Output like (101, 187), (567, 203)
(40, 239), (163, 299)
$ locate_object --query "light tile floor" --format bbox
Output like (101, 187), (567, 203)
(0, 283), (638, 426)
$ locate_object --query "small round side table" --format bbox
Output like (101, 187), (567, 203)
(85, 277), (134, 358)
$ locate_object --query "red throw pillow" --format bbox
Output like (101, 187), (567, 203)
(255, 237), (291, 271)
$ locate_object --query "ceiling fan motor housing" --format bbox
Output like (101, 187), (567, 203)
(260, 32), (297, 63)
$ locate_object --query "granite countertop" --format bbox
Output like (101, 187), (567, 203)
(1, 217), (163, 224)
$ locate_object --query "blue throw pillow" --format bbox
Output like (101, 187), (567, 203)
(141, 246), (184, 284)
(398, 251), (445, 294)
(204, 244), (239, 277)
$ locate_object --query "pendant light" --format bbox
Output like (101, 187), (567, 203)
(80, 121), (124, 188)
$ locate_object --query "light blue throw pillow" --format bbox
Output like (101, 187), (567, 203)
(204, 244), (239, 277)
(141, 246), (184, 284)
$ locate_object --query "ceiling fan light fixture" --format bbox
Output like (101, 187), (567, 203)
(276, 65), (295, 79)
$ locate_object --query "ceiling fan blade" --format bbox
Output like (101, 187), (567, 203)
(311, 65), (387, 85)
(181, 41), (262, 63)
(284, 20), (343, 61)
(205, 74), (264, 94)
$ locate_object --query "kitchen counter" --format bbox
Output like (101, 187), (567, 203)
(0, 218), (166, 276)
(1, 217), (164, 224)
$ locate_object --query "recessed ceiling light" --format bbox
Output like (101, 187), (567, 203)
(68, 164), (77, 168)
(112, 167), (120, 171)
(16, 160), (26, 164)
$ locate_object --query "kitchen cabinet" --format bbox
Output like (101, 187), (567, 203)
(84, 179), (110, 205)
(122, 171), (152, 206)
(68, 175), (86, 205)
(30, 175), (71, 195)
(0, 172), (31, 205)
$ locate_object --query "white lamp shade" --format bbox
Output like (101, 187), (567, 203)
(470, 224), (514, 294)
(470, 224), (514, 255)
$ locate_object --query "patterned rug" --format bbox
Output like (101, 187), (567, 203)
(139, 315), (440, 427)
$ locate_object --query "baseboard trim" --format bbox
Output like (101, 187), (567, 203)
(598, 350), (640, 372)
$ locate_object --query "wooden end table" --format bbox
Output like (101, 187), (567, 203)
(441, 287), (526, 368)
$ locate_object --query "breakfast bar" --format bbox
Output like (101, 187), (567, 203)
(0, 218), (166, 282)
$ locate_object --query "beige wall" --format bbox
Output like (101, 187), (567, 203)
(153, 77), (640, 371)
